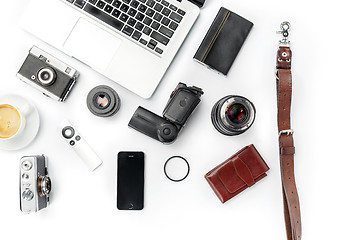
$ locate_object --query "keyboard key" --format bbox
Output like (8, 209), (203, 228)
(135, 22), (144, 31)
(161, 17), (170, 26)
(127, 18), (136, 26)
(151, 21), (160, 30)
(140, 38), (147, 45)
(74, 0), (86, 8)
(120, 3), (129, 12)
(169, 12), (182, 23)
(128, 8), (137, 16)
(143, 17), (152, 25)
(135, 12), (145, 21)
(104, 5), (114, 13)
(159, 26), (173, 38)
(122, 25), (134, 36)
(154, 3), (163, 12)
(150, 31), (169, 45)
(161, 0), (169, 6)
(112, 0), (121, 8)
(169, 21), (178, 31)
(145, 8), (155, 17)
(84, 4), (124, 31)
(139, 0), (146, 2)
(162, 8), (170, 16)
(146, 0), (155, 7)
(150, 39), (157, 46)
(104, 0), (113, 3)
(147, 42), (156, 50)
(138, 4), (147, 12)
(67, 0), (75, 3)
(132, 30), (142, 40)
(88, 0), (97, 4)
(96, 0), (106, 9)
(123, 0), (131, 3)
(177, 8), (185, 16)
(112, 9), (121, 17)
(130, 0), (139, 8)
(119, 13), (129, 22)
(155, 47), (163, 54)
(153, 12), (162, 21)
(143, 26), (152, 35)
(169, 4), (177, 11)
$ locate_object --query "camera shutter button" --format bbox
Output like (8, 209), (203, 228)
(163, 128), (171, 135)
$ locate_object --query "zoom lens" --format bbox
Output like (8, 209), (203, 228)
(87, 85), (121, 117)
(37, 67), (56, 86)
(211, 95), (256, 136)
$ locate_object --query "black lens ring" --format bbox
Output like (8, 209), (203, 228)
(87, 85), (121, 117)
(211, 95), (256, 136)
(164, 156), (190, 182)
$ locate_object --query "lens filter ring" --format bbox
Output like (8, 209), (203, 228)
(164, 156), (190, 182)
(37, 67), (57, 86)
(87, 85), (121, 117)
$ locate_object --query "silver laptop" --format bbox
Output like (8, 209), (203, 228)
(20, 0), (200, 98)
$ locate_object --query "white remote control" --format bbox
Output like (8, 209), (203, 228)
(58, 119), (102, 171)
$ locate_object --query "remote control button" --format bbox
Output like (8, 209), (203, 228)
(70, 140), (75, 146)
(62, 126), (75, 139)
(75, 136), (81, 141)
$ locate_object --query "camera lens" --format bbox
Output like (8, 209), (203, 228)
(87, 85), (121, 117)
(38, 176), (51, 197)
(37, 67), (56, 86)
(211, 95), (256, 136)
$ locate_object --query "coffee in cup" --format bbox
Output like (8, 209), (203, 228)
(0, 104), (22, 139)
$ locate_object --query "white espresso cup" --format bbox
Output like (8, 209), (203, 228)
(0, 102), (32, 142)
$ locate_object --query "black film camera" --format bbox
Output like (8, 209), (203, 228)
(129, 83), (204, 144)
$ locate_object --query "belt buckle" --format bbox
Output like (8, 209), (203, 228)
(279, 129), (294, 137)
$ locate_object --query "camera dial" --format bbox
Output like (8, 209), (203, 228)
(22, 189), (34, 201)
(211, 95), (256, 136)
(37, 67), (57, 86)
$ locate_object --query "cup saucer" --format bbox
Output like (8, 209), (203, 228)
(0, 94), (40, 151)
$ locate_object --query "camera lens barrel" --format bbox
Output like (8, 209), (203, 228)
(87, 85), (121, 117)
(37, 67), (57, 86)
(211, 95), (256, 136)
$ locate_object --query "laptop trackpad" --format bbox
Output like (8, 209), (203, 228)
(64, 18), (122, 70)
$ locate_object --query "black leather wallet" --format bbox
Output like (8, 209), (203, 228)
(194, 7), (253, 76)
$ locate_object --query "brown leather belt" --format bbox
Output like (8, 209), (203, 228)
(276, 22), (302, 240)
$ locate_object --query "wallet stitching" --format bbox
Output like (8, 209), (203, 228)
(200, 10), (230, 62)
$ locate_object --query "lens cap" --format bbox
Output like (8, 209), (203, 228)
(87, 85), (121, 117)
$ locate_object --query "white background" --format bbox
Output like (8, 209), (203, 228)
(0, 0), (359, 239)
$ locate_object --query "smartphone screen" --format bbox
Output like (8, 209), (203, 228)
(117, 152), (144, 210)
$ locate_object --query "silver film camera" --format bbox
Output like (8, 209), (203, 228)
(20, 155), (51, 213)
(17, 46), (78, 101)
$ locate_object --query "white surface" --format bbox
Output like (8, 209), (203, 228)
(0, 0), (359, 239)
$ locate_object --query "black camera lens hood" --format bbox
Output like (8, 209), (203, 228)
(87, 85), (121, 117)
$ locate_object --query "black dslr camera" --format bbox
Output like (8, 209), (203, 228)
(129, 83), (204, 144)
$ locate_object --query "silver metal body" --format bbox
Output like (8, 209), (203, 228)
(20, 0), (200, 98)
(20, 155), (51, 213)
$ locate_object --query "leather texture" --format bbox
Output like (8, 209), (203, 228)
(193, 7), (253, 76)
(205, 144), (269, 203)
(276, 46), (302, 240)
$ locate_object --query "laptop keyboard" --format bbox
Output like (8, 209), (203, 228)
(66, 0), (186, 55)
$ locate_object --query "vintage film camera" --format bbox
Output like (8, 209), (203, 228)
(17, 46), (78, 102)
(20, 155), (51, 213)
(129, 83), (204, 144)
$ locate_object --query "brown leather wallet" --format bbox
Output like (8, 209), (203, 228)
(205, 144), (269, 203)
